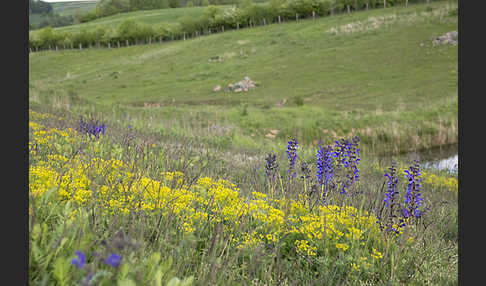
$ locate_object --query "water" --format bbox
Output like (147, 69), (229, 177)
(423, 154), (458, 174)
(375, 144), (458, 174)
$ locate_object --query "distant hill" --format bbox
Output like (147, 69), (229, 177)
(29, 0), (98, 30)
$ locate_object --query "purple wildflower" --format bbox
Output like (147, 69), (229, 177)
(79, 116), (106, 138)
(286, 138), (298, 180)
(384, 163), (399, 208)
(71, 251), (86, 269)
(105, 253), (122, 267)
(331, 136), (360, 194)
(403, 161), (423, 219)
(316, 140), (334, 200)
(265, 153), (278, 179)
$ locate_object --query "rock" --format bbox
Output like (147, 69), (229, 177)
(269, 129), (280, 135)
(225, 76), (258, 93)
(213, 85), (221, 92)
(432, 31), (458, 46)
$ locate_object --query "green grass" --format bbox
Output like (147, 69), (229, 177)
(51, 1), (98, 17)
(29, 1), (458, 157)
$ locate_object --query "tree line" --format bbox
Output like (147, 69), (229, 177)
(29, 0), (53, 14)
(77, 0), (249, 23)
(29, 0), (444, 51)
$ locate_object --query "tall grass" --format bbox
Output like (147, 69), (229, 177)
(29, 108), (457, 285)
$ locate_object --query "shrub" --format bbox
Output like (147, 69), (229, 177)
(78, 10), (98, 23)
(37, 27), (65, 48)
(117, 19), (142, 43)
(180, 14), (198, 34)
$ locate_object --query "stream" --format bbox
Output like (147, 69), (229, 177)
(374, 144), (458, 174)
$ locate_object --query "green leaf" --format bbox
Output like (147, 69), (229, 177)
(118, 278), (137, 286)
(154, 268), (164, 286)
(52, 257), (71, 286)
(166, 277), (181, 286)
(117, 262), (130, 281)
(166, 276), (194, 286)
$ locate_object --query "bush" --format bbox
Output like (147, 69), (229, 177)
(29, 33), (42, 50)
(78, 10), (98, 23)
(37, 27), (59, 48)
(180, 14), (198, 34)
(117, 19), (141, 43)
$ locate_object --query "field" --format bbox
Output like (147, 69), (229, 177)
(30, 1), (458, 156)
(28, 1), (458, 285)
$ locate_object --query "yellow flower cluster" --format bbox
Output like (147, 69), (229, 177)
(421, 171), (458, 191)
(373, 163), (457, 192)
(295, 240), (317, 257)
(29, 109), (63, 121)
(29, 111), (385, 261)
(371, 247), (383, 260)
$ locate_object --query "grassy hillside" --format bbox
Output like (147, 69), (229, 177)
(53, 5), (226, 33)
(29, 1), (458, 157)
(51, 1), (98, 16)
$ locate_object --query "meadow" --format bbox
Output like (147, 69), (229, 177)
(29, 1), (458, 285)
(28, 107), (457, 285)
(30, 0), (458, 157)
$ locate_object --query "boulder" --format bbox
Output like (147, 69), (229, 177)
(225, 76), (258, 93)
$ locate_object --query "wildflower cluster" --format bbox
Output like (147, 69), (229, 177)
(380, 162), (406, 236)
(379, 161), (424, 237)
(70, 248), (122, 285)
(29, 115), (385, 264)
(373, 162), (457, 192)
(331, 136), (361, 194)
(79, 116), (106, 138)
(316, 140), (334, 201)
